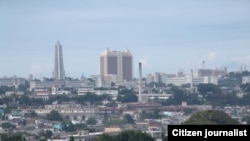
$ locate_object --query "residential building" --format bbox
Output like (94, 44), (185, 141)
(146, 72), (163, 84)
(29, 80), (65, 90)
(91, 75), (105, 87)
(164, 76), (187, 86)
(242, 76), (250, 84)
(193, 68), (227, 78)
(0, 76), (26, 87)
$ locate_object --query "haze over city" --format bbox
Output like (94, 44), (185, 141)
(1, 0), (250, 79)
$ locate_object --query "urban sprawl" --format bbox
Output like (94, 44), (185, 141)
(1, 41), (250, 141)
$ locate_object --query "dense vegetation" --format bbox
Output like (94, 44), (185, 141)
(95, 130), (154, 141)
(182, 110), (241, 125)
(161, 82), (250, 107)
(1, 133), (27, 141)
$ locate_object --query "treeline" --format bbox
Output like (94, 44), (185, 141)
(95, 130), (155, 141)
(161, 83), (250, 107)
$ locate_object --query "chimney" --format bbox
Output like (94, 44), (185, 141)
(190, 69), (194, 88)
(138, 62), (142, 103)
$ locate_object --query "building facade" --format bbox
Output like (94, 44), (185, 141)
(193, 68), (227, 78)
(53, 41), (65, 80)
(100, 48), (133, 84)
(0, 76), (26, 88)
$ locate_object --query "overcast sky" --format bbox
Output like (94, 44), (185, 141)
(1, 0), (250, 79)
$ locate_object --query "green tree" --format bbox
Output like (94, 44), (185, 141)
(1, 122), (16, 129)
(242, 116), (250, 124)
(30, 111), (38, 118)
(182, 110), (241, 125)
(95, 130), (154, 141)
(69, 136), (75, 141)
(95, 134), (115, 141)
(197, 83), (221, 94)
(18, 80), (30, 93)
(45, 110), (63, 121)
(185, 93), (202, 105)
(123, 114), (135, 124)
(1, 133), (26, 141)
(75, 123), (87, 130)
(99, 94), (112, 102)
(73, 93), (99, 105)
(39, 130), (53, 139)
(239, 93), (250, 105)
(84, 93), (98, 105)
(162, 135), (168, 141)
(117, 89), (138, 103)
(0, 86), (15, 94)
(44, 130), (53, 139)
(117, 130), (154, 141)
(86, 117), (97, 125)
(111, 82), (116, 87)
(62, 121), (76, 132)
(162, 86), (186, 105)
(153, 108), (161, 119)
(48, 95), (71, 104)
(240, 83), (250, 92)
(118, 89), (138, 102)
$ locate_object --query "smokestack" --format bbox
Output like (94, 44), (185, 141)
(190, 69), (194, 88)
(138, 62), (142, 103)
(202, 61), (205, 69)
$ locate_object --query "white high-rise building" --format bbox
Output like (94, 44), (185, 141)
(53, 41), (65, 80)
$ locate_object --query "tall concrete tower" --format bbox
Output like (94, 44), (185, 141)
(138, 62), (142, 103)
(53, 41), (65, 80)
(190, 69), (194, 88)
(100, 48), (133, 84)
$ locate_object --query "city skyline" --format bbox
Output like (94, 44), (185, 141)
(1, 0), (250, 79)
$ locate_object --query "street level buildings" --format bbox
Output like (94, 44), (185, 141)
(0, 76), (25, 88)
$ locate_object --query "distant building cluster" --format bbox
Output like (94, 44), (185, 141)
(1, 41), (250, 97)
(0, 75), (26, 88)
(1, 41), (250, 141)
(1, 41), (250, 104)
(146, 68), (227, 87)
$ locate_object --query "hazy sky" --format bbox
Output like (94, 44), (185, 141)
(1, 0), (250, 79)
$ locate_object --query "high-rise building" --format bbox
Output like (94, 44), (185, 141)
(53, 41), (65, 80)
(100, 48), (133, 84)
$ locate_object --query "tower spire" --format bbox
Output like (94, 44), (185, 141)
(53, 41), (65, 80)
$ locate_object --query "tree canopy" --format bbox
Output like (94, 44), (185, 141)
(86, 117), (97, 125)
(45, 110), (63, 121)
(1, 133), (26, 141)
(95, 130), (154, 141)
(117, 89), (138, 103)
(197, 83), (221, 94)
(182, 110), (241, 125)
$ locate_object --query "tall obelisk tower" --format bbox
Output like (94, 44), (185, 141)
(53, 41), (65, 80)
